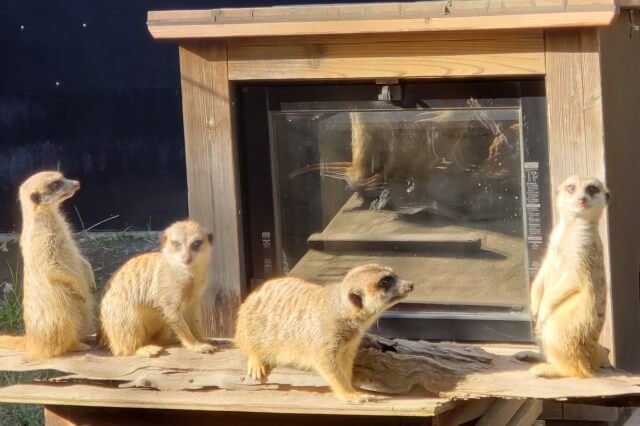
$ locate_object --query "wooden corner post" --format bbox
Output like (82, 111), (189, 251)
(179, 42), (243, 337)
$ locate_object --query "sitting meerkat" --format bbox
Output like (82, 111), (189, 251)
(235, 264), (414, 403)
(518, 175), (610, 378)
(100, 219), (214, 356)
(0, 171), (95, 360)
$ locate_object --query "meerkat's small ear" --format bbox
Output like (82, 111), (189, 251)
(30, 192), (40, 204)
(605, 192), (611, 204)
(207, 233), (213, 244)
(348, 291), (363, 310)
(159, 232), (167, 246)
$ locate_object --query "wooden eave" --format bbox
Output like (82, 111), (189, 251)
(147, 1), (618, 40)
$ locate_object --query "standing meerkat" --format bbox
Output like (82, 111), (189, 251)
(518, 175), (610, 378)
(0, 171), (95, 360)
(234, 264), (414, 403)
(100, 219), (214, 356)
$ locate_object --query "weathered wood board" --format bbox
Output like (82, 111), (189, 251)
(1, 336), (639, 416)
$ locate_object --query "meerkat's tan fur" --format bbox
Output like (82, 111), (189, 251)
(100, 220), (214, 356)
(235, 264), (414, 403)
(0, 171), (94, 360)
(524, 175), (610, 378)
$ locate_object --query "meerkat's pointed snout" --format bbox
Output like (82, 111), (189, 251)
(400, 279), (414, 294)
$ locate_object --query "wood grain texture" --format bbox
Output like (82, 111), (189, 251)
(43, 406), (434, 426)
(147, 1), (617, 39)
(506, 399), (542, 426)
(477, 399), (526, 426)
(543, 29), (614, 359)
(433, 398), (495, 426)
(597, 10), (640, 372)
(179, 42), (243, 337)
(147, 13), (616, 40)
(618, 0), (640, 7)
(227, 32), (545, 80)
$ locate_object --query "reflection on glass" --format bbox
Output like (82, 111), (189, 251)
(270, 106), (526, 309)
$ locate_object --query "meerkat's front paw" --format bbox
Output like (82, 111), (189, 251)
(514, 350), (544, 363)
(190, 342), (216, 354)
(246, 356), (271, 383)
(529, 363), (561, 378)
(136, 345), (164, 357)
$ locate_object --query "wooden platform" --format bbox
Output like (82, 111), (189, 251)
(1, 337), (640, 420)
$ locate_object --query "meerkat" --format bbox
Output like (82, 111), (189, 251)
(517, 175), (610, 378)
(234, 264), (414, 403)
(0, 171), (95, 360)
(100, 219), (214, 356)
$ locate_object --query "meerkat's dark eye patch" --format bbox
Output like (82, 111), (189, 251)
(378, 276), (396, 291)
(585, 184), (600, 196)
(48, 180), (63, 192)
(565, 184), (576, 194)
(30, 192), (41, 204)
(348, 292), (363, 310)
(191, 239), (203, 251)
(207, 233), (213, 244)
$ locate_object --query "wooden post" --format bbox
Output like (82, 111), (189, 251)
(596, 10), (640, 372)
(179, 42), (244, 337)
(543, 29), (614, 360)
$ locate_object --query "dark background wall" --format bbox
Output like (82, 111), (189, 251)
(0, 0), (390, 232)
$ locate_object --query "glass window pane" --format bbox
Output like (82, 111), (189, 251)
(270, 108), (527, 310)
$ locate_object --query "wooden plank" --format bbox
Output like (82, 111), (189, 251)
(597, 9), (640, 372)
(147, 12), (617, 39)
(1, 384), (451, 418)
(562, 403), (619, 421)
(43, 405), (435, 426)
(179, 42), (243, 337)
(539, 401), (563, 420)
(477, 399), (526, 426)
(543, 29), (614, 359)
(146, 1), (617, 39)
(506, 399), (542, 426)
(618, 0), (640, 7)
(227, 32), (545, 80)
(433, 398), (495, 426)
(307, 232), (482, 252)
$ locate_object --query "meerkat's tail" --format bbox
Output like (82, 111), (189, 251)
(0, 335), (26, 351)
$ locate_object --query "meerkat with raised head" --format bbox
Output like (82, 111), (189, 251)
(518, 175), (610, 378)
(0, 171), (95, 360)
(100, 219), (214, 356)
(235, 264), (414, 403)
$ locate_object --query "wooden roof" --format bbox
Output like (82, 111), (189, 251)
(147, 1), (618, 40)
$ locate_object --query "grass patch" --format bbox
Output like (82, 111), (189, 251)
(0, 259), (42, 426)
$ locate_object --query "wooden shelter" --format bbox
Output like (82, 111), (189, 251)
(1, 1), (640, 424)
(147, 0), (640, 369)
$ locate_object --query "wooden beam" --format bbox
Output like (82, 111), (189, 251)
(44, 406), (436, 426)
(4, 384), (452, 418)
(597, 9), (640, 372)
(618, 0), (640, 8)
(179, 42), (243, 337)
(147, 1), (617, 40)
(506, 400), (542, 426)
(477, 399), (526, 426)
(544, 29), (614, 359)
(227, 31), (545, 80)
(433, 398), (495, 426)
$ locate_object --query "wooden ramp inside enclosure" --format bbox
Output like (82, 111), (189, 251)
(1, 336), (640, 424)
